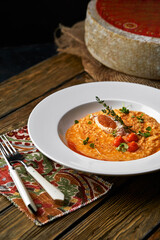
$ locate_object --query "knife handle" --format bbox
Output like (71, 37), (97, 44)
(9, 166), (37, 214)
(26, 166), (64, 201)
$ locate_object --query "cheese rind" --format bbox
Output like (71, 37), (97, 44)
(85, 0), (160, 79)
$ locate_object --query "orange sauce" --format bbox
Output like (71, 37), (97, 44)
(66, 110), (160, 161)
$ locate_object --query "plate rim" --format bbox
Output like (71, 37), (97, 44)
(28, 81), (160, 176)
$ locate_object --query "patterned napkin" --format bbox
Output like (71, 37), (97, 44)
(0, 126), (112, 226)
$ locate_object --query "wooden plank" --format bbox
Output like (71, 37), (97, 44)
(0, 196), (104, 240)
(60, 171), (160, 240)
(0, 195), (12, 211)
(0, 207), (35, 239)
(148, 227), (160, 240)
(0, 53), (83, 118)
(0, 73), (87, 134)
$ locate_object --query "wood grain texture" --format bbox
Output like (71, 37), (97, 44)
(0, 53), (83, 118)
(148, 227), (160, 240)
(61, 172), (160, 240)
(0, 190), (107, 240)
(0, 195), (12, 211)
(0, 73), (88, 134)
(0, 52), (160, 240)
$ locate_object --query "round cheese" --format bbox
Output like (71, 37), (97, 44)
(85, 0), (160, 79)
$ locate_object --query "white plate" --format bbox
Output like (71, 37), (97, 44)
(28, 82), (160, 175)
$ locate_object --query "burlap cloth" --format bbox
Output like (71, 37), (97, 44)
(55, 21), (160, 89)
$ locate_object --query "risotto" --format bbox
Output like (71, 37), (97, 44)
(66, 101), (160, 161)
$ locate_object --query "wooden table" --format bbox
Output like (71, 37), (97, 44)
(0, 53), (160, 240)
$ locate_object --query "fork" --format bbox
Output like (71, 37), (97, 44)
(0, 137), (37, 214)
(0, 135), (64, 203)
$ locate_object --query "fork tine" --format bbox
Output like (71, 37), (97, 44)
(0, 138), (10, 156)
(0, 142), (8, 156)
(0, 143), (12, 168)
(0, 139), (37, 214)
(3, 135), (16, 152)
(1, 135), (16, 154)
(0, 135), (12, 154)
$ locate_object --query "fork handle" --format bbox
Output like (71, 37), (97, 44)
(9, 166), (37, 214)
(26, 166), (64, 201)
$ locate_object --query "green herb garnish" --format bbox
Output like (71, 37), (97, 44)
(136, 114), (144, 123)
(96, 96), (132, 132)
(138, 131), (150, 138)
(138, 127), (151, 138)
(83, 137), (89, 145)
(74, 120), (79, 124)
(116, 143), (128, 152)
(96, 97), (104, 104)
(146, 126), (151, 131)
(112, 130), (117, 137)
(90, 143), (95, 149)
(119, 106), (129, 114)
(102, 109), (107, 113)
(88, 121), (92, 124)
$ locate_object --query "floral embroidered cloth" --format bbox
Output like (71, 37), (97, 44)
(0, 126), (112, 226)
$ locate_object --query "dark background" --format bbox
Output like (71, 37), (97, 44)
(0, 1), (90, 81)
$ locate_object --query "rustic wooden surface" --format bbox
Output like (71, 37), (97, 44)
(0, 53), (160, 240)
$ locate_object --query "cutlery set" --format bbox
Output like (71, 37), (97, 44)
(0, 135), (64, 214)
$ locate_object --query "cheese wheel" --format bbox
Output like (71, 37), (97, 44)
(85, 0), (160, 79)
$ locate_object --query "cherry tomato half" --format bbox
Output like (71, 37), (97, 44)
(128, 141), (139, 152)
(113, 136), (125, 147)
(126, 133), (139, 142)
